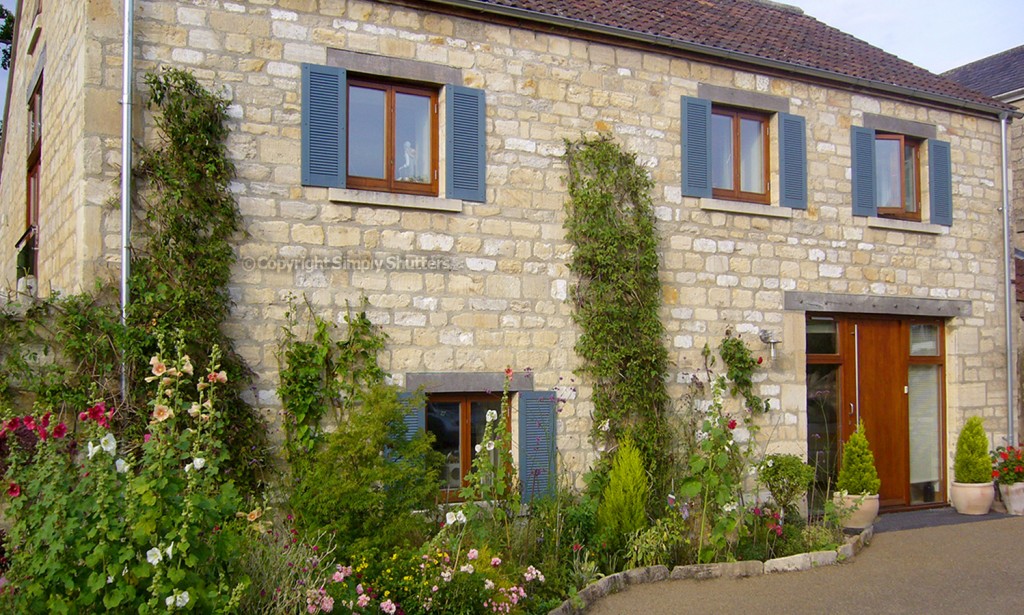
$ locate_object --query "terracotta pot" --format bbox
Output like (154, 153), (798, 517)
(950, 481), (995, 515)
(999, 482), (1024, 515)
(837, 493), (879, 529)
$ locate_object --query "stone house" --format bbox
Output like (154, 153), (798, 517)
(0, 0), (1018, 510)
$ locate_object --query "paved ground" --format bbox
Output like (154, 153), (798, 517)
(587, 510), (1024, 614)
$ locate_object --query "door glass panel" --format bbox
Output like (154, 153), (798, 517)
(426, 400), (461, 489)
(807, 364), (840, 514)
(806, 319), (837, 355)
(348, 86), (386, 179)
(470, 400), (502, 480)
(910, 324), (939, 356)
(739, 117), (764, 193)
(711, 113), (734, 190)
(874, 138), (901, 208)
(394, 92), (432, 184)
(908, 365), (941, 504)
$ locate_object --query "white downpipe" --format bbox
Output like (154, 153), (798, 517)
(1000, 113), (1015, 444)
(120, 0), (134, 398)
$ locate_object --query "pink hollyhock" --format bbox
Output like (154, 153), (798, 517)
(7, 483), (20, 498)
(52, 423), (68, 439)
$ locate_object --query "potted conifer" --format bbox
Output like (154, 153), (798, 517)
(950, 416), (995, 515)
(836, 421), (881, 529)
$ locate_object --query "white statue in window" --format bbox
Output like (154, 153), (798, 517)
(397, 140), (417, 181)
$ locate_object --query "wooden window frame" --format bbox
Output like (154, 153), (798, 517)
(875, 133), (922, 222)
(346, 77), (439, 197)
(711, 106), (770, 205)
(23, 80), (42, 280)
(427, 392), (511, 502)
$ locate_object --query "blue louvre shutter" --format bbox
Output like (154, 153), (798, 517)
(518, 390), (557, 503)
(779, 113), (807, 209)
(301, 64), (346, 188)
(446, 85), (486, 202)
(399, 392), (425, 441)
(851, 126), (876, 218)
(681, 96), (712, 198)
(929, 140), (953, 226)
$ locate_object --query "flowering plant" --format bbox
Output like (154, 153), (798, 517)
(991, 445), (1024, 485)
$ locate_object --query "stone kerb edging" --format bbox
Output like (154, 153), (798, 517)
(548, 525), (875, 614)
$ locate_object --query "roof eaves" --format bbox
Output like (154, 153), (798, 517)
(424, 0), (1014, 118)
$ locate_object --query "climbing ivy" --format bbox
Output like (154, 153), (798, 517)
(718, 333), (768, 415)
(563, 135), (670, 496)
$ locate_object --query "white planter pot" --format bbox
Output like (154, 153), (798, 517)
(999, 482), (1024, 515)
(950, 481), (995, 515)
(837, 493), (879, 529)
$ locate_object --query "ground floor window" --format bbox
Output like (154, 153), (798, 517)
(426, 392), (505, 497)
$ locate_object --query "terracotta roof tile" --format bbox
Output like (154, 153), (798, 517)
(450, 0), (1012, 113)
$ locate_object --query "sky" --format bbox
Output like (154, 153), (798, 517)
(0, 0), (1020, 113)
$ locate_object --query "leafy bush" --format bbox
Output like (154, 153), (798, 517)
(758, 454), (815, 515)
(954, 416), (991, 483)
(290, 384), (441, 560)
(836, 421), (880, 495)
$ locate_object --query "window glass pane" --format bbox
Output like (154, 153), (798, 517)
(910, 324), (939, 356)
(908, 365), (941, 504)
(470, 400), (502, 478)
(903, 143), (917, 213)
(426, 401), (461, 489)
(806, 364), (839, 514)
(806, 319), (837, 355)
(739, 117), (764, 193)
(874, 138), (901, 208)
(394, 92), (432, 184)
(711, 113), (733, 190)
(348, 86), (386, 179)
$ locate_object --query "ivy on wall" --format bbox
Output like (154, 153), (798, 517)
(563, 135), (671, 494)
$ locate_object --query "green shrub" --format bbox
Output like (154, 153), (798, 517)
(954, 415), (991, 483)
(595, 438), (649, 564)
(836, 421), (880, 495)
(290, 384), (441, 559)
(759, 454), (815, 515)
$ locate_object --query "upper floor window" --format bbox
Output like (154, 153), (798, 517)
(874, 133), (921, 221)
(711, 107), (769, 204)
(347, 78), (438, 196)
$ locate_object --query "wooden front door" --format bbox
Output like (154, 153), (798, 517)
(844, 318), (908, 508)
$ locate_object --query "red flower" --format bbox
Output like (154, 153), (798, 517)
(22, 416), (36, 431)
(1000, 451), (1010, 461)
(36, 426), (47, 441)
(4, 417), (19, 432)
(88, 403), (106, 422)
(727, 419), (738, 430)
(52, 423), (68, 439)
(1016, 466), (1023, 474)
(40, 412), (50, 428)
(994, 470), (1002, 478)
(505, 366), (514, 380)
(7, 483), (20, 498)
(757, 357), (764, 365)
(572, 543), (583, 553)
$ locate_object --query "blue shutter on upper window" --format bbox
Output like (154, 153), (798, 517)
(446, 85), (486, 202)
(301, 64), (346, 188)
(681, 97), (712, 198)
(779, 113), (807, 209)
(851, 126), (876, 218)
(399, 392), (426, 441)
(518, 390), (557, 503)
(929, 140), (953, 226)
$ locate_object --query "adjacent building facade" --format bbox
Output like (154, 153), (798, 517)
(0, 0), (1017, 509)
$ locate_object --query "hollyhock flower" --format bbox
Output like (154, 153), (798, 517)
(7, 482), (20, 497)
(467, 549), (479, 561)
(40, 412), (50, 428)
(146, 547), (163, 566)
(100, 433), (117, 454)
(445, 511), (456, 525)
(486, 440), (495, 451)
(88, 403), (106, 422)
(193, 457), (206, 470)
(491, 557), (502, 567)
(181, 356), (194, 376)
(150, 356), (167, 377)
(22, 416), (36, 431)
(152, 404), (173, 423)
(475, 444), (482, 453)
(247, 508), (263, 522)
(115, 458), (128, 473)
(37, 426), (48, 441)
(455, 510), (466, 524)
(87, 441), (101, 459)
(486, 409), (498, 423)
(5, 417), (20, 432)
(504, 366), (513, 379)
(52, 423), (67, 439)
(176, 591), (189, 607)
(188, 403), (201, 417)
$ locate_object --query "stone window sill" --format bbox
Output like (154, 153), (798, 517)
(699, 198), (794, 219)
(328, 188), (463, 213)
(866, 217), (946, 235)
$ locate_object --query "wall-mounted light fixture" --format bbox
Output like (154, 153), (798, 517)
(759, 329), (781, 360)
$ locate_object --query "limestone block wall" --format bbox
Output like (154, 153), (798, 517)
(3, 0), (1010, 478)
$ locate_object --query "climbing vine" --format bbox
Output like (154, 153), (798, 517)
(718, 332), (768, 414)
(563, 135), (670, 494)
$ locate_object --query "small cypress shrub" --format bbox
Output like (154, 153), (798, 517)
(953, 416), (991, 484)
(596, 438), (649, 558)
(836, 421), (880, 495)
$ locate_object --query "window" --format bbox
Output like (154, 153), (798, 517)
(681, 96), (806, 209)
(301, 63), (486, 203)
(851, 126), (952, 226)
(874, 133), (921, 221)
(426, 393), (505, 496)
(347, 78), (438, 196)
(711, 107), (769, 204)
(19, 80), (42, 285)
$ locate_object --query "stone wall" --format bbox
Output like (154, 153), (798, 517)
(0, 0), (1012, 479)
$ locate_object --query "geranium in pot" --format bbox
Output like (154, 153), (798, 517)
(991, 444), (1024, 515)
(950, 416), (995, 515)
(835, 421), (881, 529)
